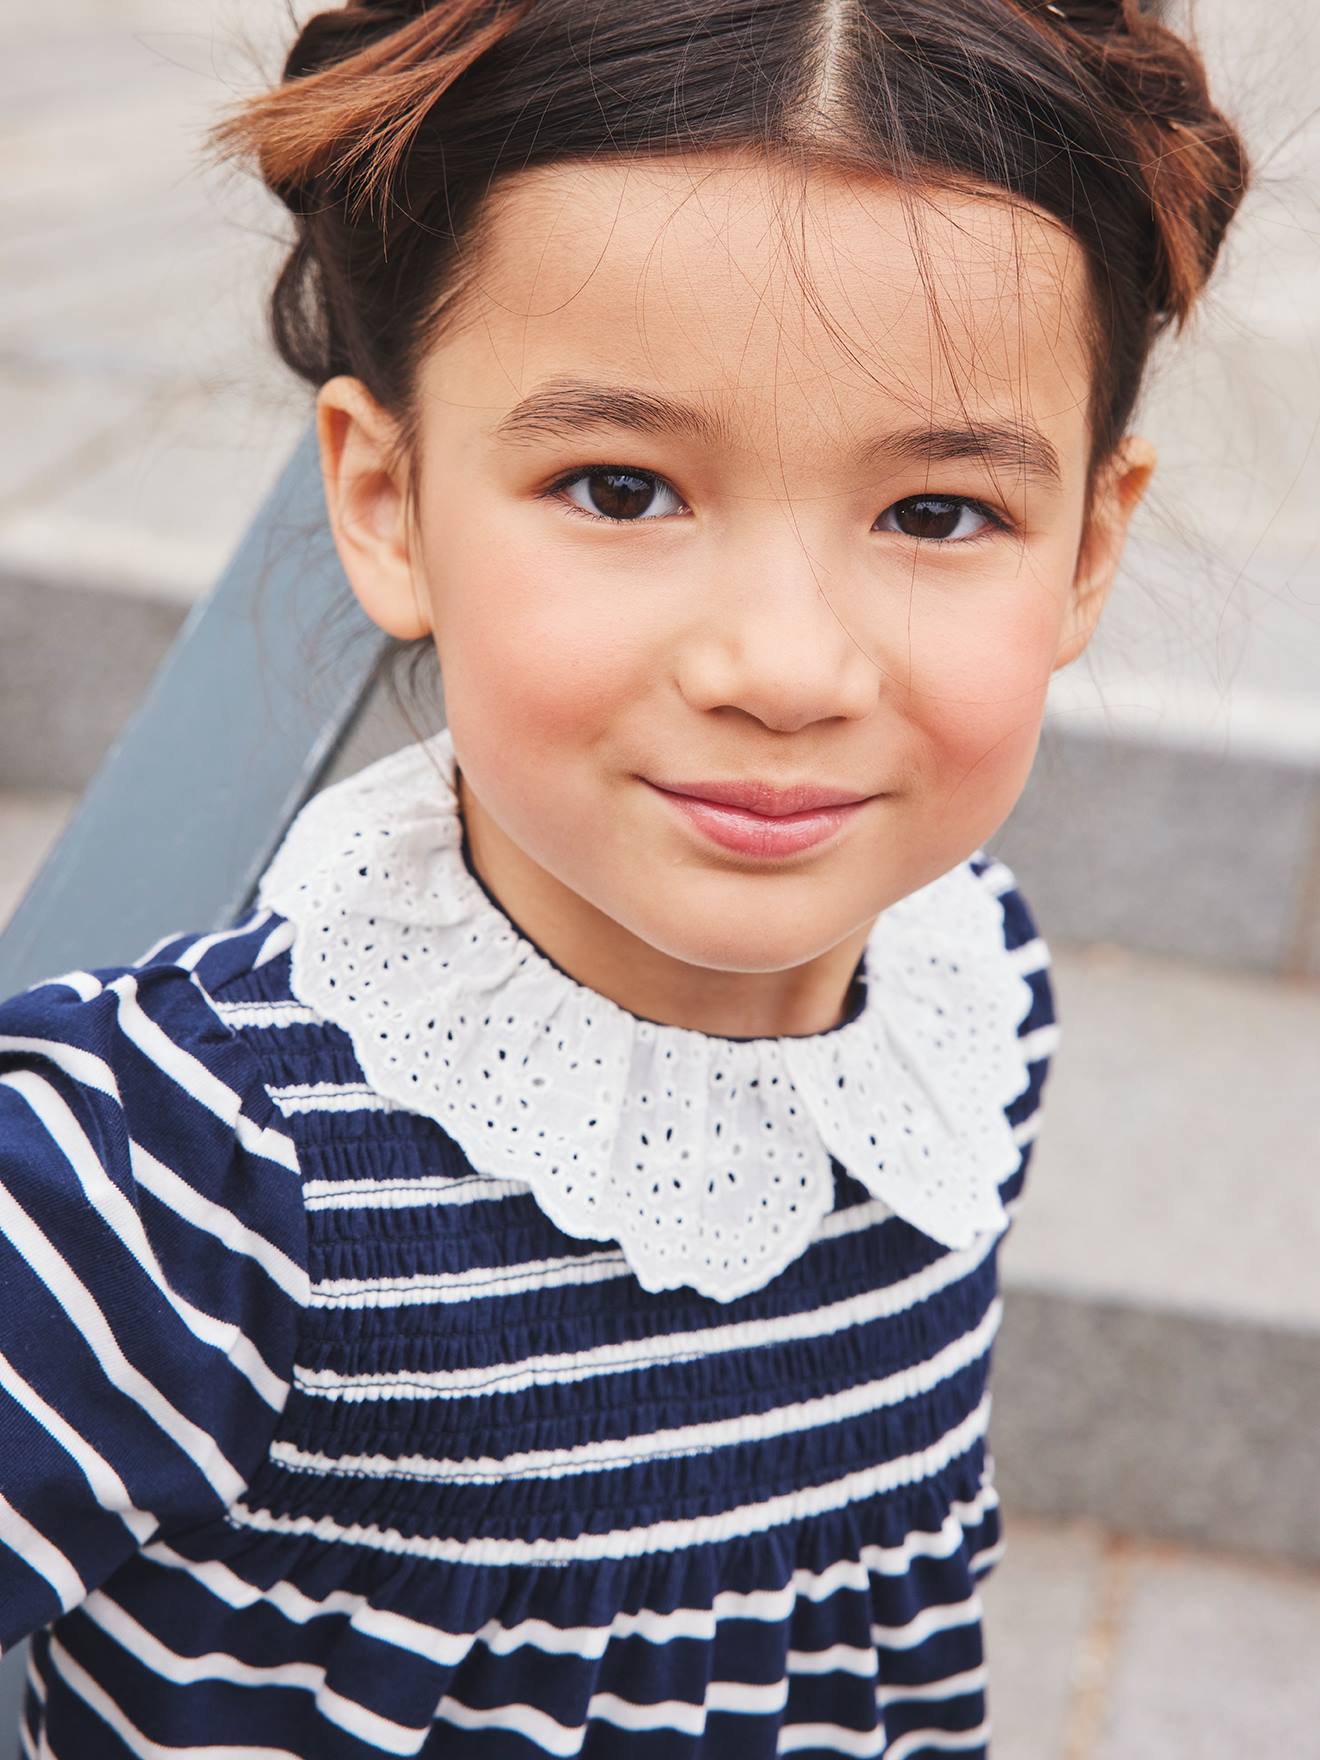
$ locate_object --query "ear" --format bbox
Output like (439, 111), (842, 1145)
(1053, 434), (1157, 671)
(316, 375), (431, 641)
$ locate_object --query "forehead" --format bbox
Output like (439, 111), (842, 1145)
(437, 152), (1092, 457)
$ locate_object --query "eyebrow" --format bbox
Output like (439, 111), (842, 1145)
(492, 376), (1063, 487)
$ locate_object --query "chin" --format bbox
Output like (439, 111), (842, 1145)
(617, 888), (856, 978)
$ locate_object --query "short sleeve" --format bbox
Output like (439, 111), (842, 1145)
(0, 955), (309, 1652)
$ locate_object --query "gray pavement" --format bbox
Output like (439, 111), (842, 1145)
(981, 1514), (1320, 1758)
(0, 0), (308, 600)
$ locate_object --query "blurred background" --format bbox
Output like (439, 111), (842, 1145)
(1, 1), (1318, 1753)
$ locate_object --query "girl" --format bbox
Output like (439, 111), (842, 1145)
(0, 0), (1247, 1753)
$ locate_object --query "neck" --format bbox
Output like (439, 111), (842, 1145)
(458, 772), (870, 1039)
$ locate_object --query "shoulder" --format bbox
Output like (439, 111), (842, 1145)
(0, 906), (307, 1274)
(968, 848), (1052, 967)
(0, 903), (294, 1064)
(967, 847), (1060, 1115)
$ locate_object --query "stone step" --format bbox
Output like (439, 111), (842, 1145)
(993, 936), (1320, 1568)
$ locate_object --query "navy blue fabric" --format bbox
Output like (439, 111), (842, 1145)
(0, 858), (1055, 1757)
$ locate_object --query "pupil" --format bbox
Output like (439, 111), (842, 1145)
(898, 496), (963, 540)
(589, 470), (653, 520)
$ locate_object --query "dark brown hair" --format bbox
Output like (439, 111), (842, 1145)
(207, 0), (1249, 698)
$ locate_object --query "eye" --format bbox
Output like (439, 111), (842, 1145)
(876, 495), (1003, 543)
(548, 466), (688, 524)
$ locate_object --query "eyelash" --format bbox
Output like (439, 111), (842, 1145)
(540, 464), (1012, 544)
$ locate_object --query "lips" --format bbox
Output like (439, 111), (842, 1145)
(645, 778), (874, 818)
(642, 776), (877, 859)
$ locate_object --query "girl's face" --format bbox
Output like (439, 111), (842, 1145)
(319, 152), (1153, 1035)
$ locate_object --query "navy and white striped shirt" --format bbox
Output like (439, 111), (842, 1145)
(0, 856), (1054, 1757)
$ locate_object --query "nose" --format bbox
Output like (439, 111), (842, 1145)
(674, 540), (883, 733)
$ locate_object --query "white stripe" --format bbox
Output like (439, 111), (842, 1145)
(876, 1663), (987, 1705)
(23, 1647), (48, 1760)
(310, 1243), (631, 1308)
(142, 1543), (478, 1663)
(871, 1589), (982, 1649)
(131, 931), (190, 969)
(432, 1674), (791, 1752)
(591, 1684), (722, 1729)
(786, 1641), (876, 1677)
(778, 1721), (884, 1756)
(254, 915), (297, 969)
(182, 1318), (288, 1413)
(128, 1137), (307, 1302)
(83, 1595), (432, 1757)
(24, 970), (100, 1002)
(303, 1172), (528, 1212)
(0, 1037), (118, 1100)
(1019, 1023), (1060, 1065)
(110, 974), (300, 1173)
(0, 1490), (85, 1612)
(880, 1719), (991, 1758)
(976, 858), (1017, 897)
(147, 1476), (998, 1660)
(431, 1690), (582, 1753)
(212, 999), (318, 1030)
(47, 1636), (301, 1759)
(1006, 935), (1049, 975)
(0, 1349), (155, 1545)
(0, 1178), (246, 1505)
(1012, 1111), (1041, 1150)
(232, 1393), (991, 1564)
(297, 1221), (996, 1399)
(2, 1071), (289, 1410)
(168, 910), (271, 975)
(269, 1082), (399, 1116)
(272, 1298), (1000, 1486)
(168, 928), (238, 973)
(968, 1535), (1006, 1575)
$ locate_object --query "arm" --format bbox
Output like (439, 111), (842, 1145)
(0, 956), (308, 1650)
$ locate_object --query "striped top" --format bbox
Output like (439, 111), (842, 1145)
(0, 854), (1055, 1759)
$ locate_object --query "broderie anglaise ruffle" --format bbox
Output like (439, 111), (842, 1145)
(257, 730), (1036, 1302)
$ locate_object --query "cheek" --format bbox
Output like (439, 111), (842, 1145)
(887, 565), (1065, 810)
(424, 525), (649, 764)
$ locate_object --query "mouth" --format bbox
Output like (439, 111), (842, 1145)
(642, 778), (878, 859)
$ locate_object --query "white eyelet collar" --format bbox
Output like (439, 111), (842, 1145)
(256, 729), (1035, 1302)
